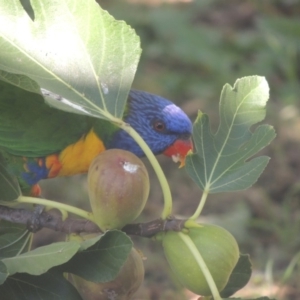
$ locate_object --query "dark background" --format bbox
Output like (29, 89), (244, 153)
(39, 1), (300, 299)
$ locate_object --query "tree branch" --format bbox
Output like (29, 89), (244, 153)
(0, 205), (186, 237)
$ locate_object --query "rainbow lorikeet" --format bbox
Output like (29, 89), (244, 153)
(0, 81), (193, 197)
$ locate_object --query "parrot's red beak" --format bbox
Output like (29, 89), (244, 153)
(163, 137), (193, 168)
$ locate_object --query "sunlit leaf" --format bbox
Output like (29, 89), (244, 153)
(2, 241), (80, 276)
(0, 0), (141, 120)
(186, 76), (276, 193)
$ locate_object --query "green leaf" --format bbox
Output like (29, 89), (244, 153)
(0, 71), (40, 95)
(0, 270), (82, 300)
(0, 158), (21, 201)
(0, 72), (75, 117)
(0, 0), (141, 120)
(0, 261), (8, 285)
(186, 76), (276, 193)
(220, 254), (252, 298)
(62, 230), (132, 283)
(0, 221), (30, 259)
(2, 241), (80, 276)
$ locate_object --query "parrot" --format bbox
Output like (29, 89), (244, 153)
(0, 80), (193, 197)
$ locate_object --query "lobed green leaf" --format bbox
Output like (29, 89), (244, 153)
(186, 76), (276, 193)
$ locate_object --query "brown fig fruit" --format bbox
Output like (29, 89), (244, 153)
(69, 247), (144, 300)
(87, 149), (149, 231)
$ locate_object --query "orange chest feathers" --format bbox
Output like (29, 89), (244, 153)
(46, 129), (106, 178)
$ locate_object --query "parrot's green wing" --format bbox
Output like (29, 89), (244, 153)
(0, 80), (93, 157)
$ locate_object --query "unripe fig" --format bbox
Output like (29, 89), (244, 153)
(87, 149), (149, 230)
(163, 224), (239, 296)
(69, 247), (144, 300)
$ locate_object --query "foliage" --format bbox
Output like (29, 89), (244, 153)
(100, 1), (300, 298)
(186, 77), (275, 193)
(0, 0), (141, 120)
(0, 0), (285, 299)
(102, 0), (300, 104)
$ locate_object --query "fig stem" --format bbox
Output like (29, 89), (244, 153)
(17, 196), (95, 222)
(189, 188), (209, 220)
(120, 123), (173, 219)
(178, 231), (222, 300)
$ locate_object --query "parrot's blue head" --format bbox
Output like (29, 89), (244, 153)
(109, 90), (193, 165)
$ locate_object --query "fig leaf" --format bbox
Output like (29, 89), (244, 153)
(186, 76), (276, 193)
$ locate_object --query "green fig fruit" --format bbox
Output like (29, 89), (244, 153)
(87, 149), (149, 230)
(69, 247), (144, 300)
(163, 224), (239, 296)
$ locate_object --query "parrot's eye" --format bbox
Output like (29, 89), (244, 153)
(153, 120), (166, 132)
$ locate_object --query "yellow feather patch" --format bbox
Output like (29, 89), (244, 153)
(57, 128), (106, 176)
